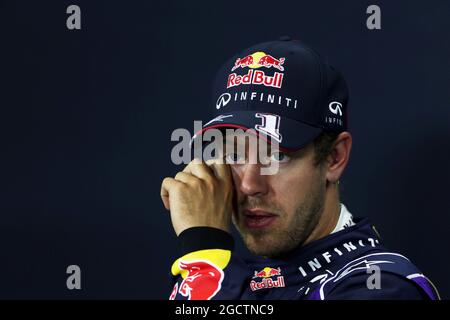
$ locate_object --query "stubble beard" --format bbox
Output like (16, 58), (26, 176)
(233, 183), (326, 258)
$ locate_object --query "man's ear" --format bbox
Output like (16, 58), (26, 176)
(325, 132), (352, 183)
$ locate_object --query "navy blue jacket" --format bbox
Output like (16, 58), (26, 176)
(169, 218), (440, 300)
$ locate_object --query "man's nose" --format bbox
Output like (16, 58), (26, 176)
(239, 164), (269, 197)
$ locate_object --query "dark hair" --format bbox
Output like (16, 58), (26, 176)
(312, 131), (340, 166)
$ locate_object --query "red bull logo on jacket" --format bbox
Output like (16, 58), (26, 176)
(250, 267), (285, 291)
(177, 260), (224, 300)
(227, 52), (285, 89)
(170, 249), (231, 300)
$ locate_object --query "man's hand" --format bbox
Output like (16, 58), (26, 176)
(161, 159), (234, 236)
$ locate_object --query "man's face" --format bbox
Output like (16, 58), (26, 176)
(223, 134), (327, 258)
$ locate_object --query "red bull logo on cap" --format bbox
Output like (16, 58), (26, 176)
(227, 51), (285, 89)
(250, 266), (285, 291)
(231, 52), (285, 71)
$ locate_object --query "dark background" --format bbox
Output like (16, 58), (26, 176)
(0, 0), (449, 299)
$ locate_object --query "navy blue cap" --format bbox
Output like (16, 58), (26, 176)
(197, 37), (349, 151)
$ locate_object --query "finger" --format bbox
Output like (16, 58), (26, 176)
(206, 159), (232, 183)
(174, 171), (197, 184)
(161, 196), (170, 210)
(183, 159), (214, 181)
(160, 177), (181, 210)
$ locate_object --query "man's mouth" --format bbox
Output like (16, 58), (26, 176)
(243, 209), (278, 230)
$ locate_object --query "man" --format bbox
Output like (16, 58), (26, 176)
(161, 37), (440, 300)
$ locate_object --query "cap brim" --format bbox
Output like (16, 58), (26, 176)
(193, 111), (323, 152)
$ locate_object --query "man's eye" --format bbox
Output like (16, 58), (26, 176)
(270, 152), (290, 163)
(225, 153), (245, 163)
